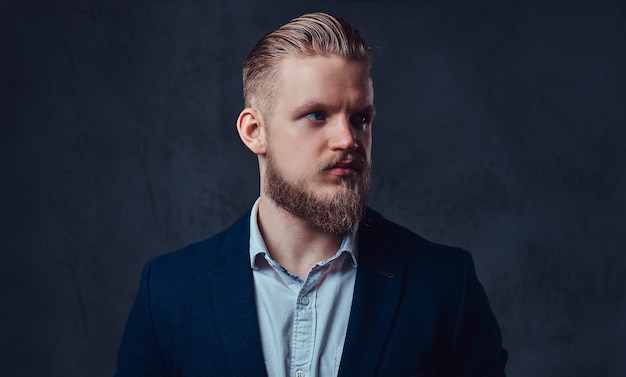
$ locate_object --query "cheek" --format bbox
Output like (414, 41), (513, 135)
(270, 143), (315, 171)
(359, 133), (372, 153)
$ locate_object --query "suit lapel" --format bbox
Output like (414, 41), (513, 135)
(338, 209), (407, 377)
(209, 213), (268, 377)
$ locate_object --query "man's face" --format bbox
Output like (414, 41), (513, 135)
(261, 55), (375, 234)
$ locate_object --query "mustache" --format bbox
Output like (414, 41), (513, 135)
(321, 152), (371, 173)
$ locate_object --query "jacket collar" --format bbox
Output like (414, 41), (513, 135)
(338, 209), (408, 377)
(210, 211), (268, 377)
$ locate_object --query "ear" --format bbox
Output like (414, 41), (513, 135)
(236, 107), (267, 155)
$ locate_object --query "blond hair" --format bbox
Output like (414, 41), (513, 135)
(242, 12), (372, 115)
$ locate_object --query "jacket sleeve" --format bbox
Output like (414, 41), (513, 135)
(115, 262), (170, 377)
(444, 250), (508, 377)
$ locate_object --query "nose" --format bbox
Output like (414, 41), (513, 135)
(328, 115), (358, 151)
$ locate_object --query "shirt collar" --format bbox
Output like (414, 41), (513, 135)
(248, 198), (359, 270)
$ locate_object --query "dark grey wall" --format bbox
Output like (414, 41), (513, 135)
(2, 1), (624, 376)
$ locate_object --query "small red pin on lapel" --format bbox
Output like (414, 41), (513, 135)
(376, 267), (393, 279)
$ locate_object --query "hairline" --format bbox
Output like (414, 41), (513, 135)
(250, 53), (371, 123)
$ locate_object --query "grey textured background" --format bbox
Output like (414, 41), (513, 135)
(1, 1), (625, 376)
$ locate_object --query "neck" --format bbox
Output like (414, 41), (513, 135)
(257, 195), (345, 281)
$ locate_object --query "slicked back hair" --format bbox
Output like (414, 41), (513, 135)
(242, 12), (372, 117)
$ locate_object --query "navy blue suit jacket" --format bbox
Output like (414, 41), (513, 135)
(115, 208), (507, 376)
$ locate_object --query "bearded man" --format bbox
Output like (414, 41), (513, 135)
(115, 12), (508, 377)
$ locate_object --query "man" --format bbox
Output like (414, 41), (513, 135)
(115, 12), (508, 377)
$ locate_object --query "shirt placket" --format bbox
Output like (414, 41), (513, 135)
(290, 266), (324, 377)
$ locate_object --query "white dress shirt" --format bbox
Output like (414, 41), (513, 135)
(249, 199), (359, 377)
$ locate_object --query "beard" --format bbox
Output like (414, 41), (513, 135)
(264, 150), (371, 235)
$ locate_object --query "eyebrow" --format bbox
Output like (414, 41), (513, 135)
(292, 101), (376, 117)
(361, 104), (377, 118)
(291, 100), (332, 115)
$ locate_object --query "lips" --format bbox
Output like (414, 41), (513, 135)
(333, 160), (357, 169)
(327, 164), (357, 176)
(323, 154), (367, 176)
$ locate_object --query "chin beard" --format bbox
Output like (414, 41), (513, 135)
(264, 151), (370, 235)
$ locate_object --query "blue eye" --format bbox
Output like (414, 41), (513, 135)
(305, 112), (326, 121)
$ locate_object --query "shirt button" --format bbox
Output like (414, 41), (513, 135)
(300, 296), (309, 306)
(296, 371), (305, 377)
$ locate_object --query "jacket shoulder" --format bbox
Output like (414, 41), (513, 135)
(362, 207), (467, 259)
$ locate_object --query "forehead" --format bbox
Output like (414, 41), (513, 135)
(273, 55), (374, 111)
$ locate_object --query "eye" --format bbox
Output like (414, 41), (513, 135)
(350, 113), (370, 129)
(305, 111), (326, 121)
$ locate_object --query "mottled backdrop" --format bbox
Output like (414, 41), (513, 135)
(1, 0), (624, 376)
